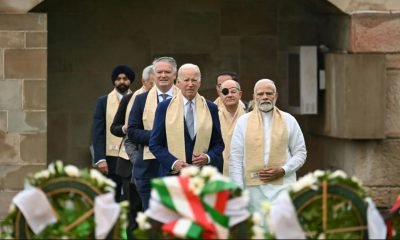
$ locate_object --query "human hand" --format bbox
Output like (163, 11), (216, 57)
(172, 160), (187, 173)
(192, 153), (208, 167)
(122, 124), (128, 133)
(259, 166), (285, 183)
(97, 161), (109, 175)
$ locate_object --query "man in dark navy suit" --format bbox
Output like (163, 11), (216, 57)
(92, 65), (135, 202)
(149, 63), (224, 177)
(127, 57), (178, 210)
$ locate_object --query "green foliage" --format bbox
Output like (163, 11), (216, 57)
(290, 170), (368, 240)
(0, 161), (128, 239)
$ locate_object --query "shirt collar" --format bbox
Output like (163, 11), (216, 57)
(156, 87), (174, 98)
(183, 96), (196, 105)
(117, 92), (123, 101)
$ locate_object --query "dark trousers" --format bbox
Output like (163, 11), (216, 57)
(106, 156), (122, 202)
(135, 178), (152, 210)
(116, 155), (142, 239)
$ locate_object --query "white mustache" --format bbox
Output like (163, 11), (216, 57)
(260, 101), (272, 105)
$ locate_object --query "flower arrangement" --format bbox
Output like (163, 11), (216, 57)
(386, 195), (400, 239)
(0, 161), (128, 239)
(289, 169), (368, 239)
(134, 165), (274, 239)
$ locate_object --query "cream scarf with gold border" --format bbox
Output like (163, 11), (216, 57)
(165, 92), (212, 161)
(245, 106), (288, 186)
(142, 85), (178, 160)
(118, 86), (147, 160)
(219, 106), (245, 176)
(106, 88), (131, 156)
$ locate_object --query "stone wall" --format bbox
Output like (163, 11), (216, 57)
(30, 0), (325, 168)
(0, 13), (47, 218)
(306, 11), (400, 208)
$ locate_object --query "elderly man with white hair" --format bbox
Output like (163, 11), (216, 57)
(229, 79), (307, 211)
(149, 63), (225, 177)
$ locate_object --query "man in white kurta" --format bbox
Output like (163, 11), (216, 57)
(229, 79), (307, 212)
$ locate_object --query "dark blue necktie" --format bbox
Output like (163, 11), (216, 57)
(160, 93), (168, 102)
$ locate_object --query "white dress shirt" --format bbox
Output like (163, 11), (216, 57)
(183, 97), (197, 135)
(156, 87), (174, 102)
(229, 109), (307, 211)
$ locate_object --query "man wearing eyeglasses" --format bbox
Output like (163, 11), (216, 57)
(92, 65), (135, 202)
(218, 80), (246, 176)
(229, 79), (307, 212)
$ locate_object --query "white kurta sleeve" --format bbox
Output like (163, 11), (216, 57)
(282, 114), (307, 176)
(229, 116), (246, 189)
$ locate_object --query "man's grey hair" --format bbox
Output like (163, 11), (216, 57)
(254, 79), (276, 94)
(178, 63), (201, 80)
(142, 65), (154, 82)
(152, 56), (177, 73)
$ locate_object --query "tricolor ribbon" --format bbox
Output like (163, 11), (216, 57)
(147, 175), (245, 239)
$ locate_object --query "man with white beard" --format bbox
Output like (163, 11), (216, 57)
(229, 79), (307, 211)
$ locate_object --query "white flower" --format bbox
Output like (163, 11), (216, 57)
(251, 225), (265, 239)
(313, 170), (325, 178)
(292, 173), (317, 192)
(90, 169), (106, 187)
(188, 176), (205, 195)
(119, 200), (129, 208)
(136, 212), (151, 230)
(48, 163), (56, 175)
(330, 170), (347, 179)
(181, 165), (199, 177)
(120, 212), (127, 220)
(64, 165), (80, 177)
(104, 186), (115, 193)
(105, 178), (117, 188)
(261, 201), (271, 214)
(200, 166), (218, 179)
(55, 160), (64, 173)
(8, 204), (16, 214)
(209, 173), (230, 182)
(34, 169), (50, 179)
(252, 212), (262, 225)
(351, 176), (363, 187)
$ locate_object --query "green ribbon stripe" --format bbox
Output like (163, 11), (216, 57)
(151, 178), (177, 211)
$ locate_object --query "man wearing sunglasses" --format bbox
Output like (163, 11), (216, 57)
(218, 80), (246, 176)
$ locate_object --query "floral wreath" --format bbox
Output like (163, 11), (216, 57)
(0, 161), (128, 239)
(134, 165), (274, 239)
(386, 195), (400, 239)
(288, 170), (370, 239)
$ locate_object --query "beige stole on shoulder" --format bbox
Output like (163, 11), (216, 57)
(214, 97), (223, 109)
(245, 106), (288, 186)
(106, 88), (131, 156)
(142, 85), (178, 160)
(165, 92), (212, 161)
(219, 106), (246, 176)
(118, 86), (147, 160)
